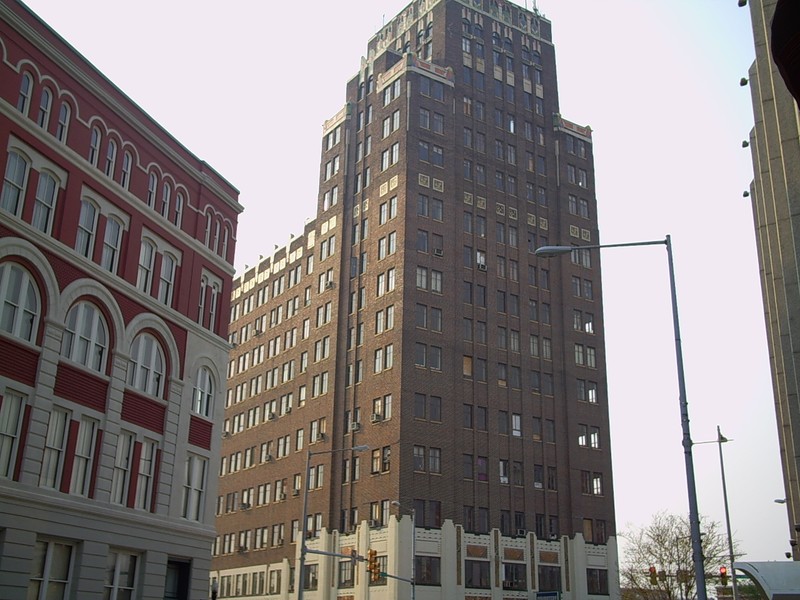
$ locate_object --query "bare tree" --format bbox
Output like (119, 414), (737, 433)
(620, 512), (733, 600)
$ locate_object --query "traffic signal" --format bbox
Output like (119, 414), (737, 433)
(368, 549), (380, 582)
(649, 566), (657, 585)
(720, 565), (729, 586)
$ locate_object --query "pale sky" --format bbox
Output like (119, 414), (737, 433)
(22, 0), (787, 564)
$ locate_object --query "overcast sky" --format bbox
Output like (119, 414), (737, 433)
(22, 0), (788, 564)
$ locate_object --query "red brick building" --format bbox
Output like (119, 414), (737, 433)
(212, 1), (617, 598)
(0, 2), (242, 598)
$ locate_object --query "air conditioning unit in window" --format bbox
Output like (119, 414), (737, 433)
(549, 533), (559, 541)
(264, 454), (273, 462)
(255, 329), (263, 336)
(477, 263), (487, 271)
(368, 519), (379, 528)
(433, 248), (443, 257)
(230, 342), (238, 348)
(278, 492), (287, 501)
(276, 538), (284, 546)
(292, 488), (300, 497)
(516, 528), (527, 537)
(238, 545), (248, 553)
(268, 412), (276, 421)
(222, 431), (231, 438)
(285, 407), (292, 414)
(371, 413), (382, 423)
(315, 432), (326, 442)
(240, 502), (251, 510)
(326, 281), (335, 289)
(350, 422), (361, 432)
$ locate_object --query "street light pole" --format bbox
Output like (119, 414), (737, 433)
(298, 445), (368, 600)
(717, 426), (739, 600)
(391, 501), (416, 600)
(536, 235), (707, 600)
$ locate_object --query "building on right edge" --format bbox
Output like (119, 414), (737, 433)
(213, 1), (618, 597)
(744, 0), (800, 558)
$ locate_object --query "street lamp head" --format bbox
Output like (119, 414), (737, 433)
(534, 245), (574, 258)
(776, 498), (788, 504)
(391, 500), (401, 507)
(352, 445), (369, 452)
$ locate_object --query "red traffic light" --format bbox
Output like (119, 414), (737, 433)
(720, 565), (729, 585)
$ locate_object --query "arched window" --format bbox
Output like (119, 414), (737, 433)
(0, 262), (40, 343)
(61, 301), (108, 372)
(137, 240), (156, 293)
(474, 24), (483, 37)
(221, 227), (229, 260)
(492, 32), (501, 46)
(128, 332), (165, 397)
(174, 192), (184, 228)
(204, 213), (212, 246)
(462, 18), (471, 34)
(88, 127), (101, 166)
(146, 173), (157, 208)
(212, 220), (221, 254)
(504, 37), (513, 53)
(161, 182), (171, 219)
(17, 73), (33, 115)
(32, 172), (58, 234)
(101, 217), (123, 273)
(104, 139), (117, 178)
(193, 367), (214, 417)
(1, 151), (30, 217)
(120, 151), (132, 189)
(56, 103), (70, 143)
(75, 199), (98, 259)
(37, 88), (52, 129)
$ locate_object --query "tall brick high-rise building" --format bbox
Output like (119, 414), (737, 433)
(214, 0), (618, 597)
(0, 2), (242, 599)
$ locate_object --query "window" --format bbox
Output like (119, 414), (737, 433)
(28, 539), (73, 600)
(104, 139), (117, 178)
(69, 416), (97, 496)
(0, 390), (25, 478)
(415, 556), (441, 586)
(158, 253), (177, 306)
(33, 172), (59, 234)
(40, 407), (69, 489)
(193, 367), (214, 417)
(465, 560), (490, 589)
(75, 199), (98, 259)
(104, 551), (138, 599)
(101, 218), (123, 273)
(136, 241), (156, 293)
(503, 563), (527, 591)
(0, 262), (40, 343)
(128, 333), (165, 397)
(37, 88), (52, 129)
(61, 302), (108, 372)
(587, 568), (609, 595)
(88, 127), (102, 166)
(56, 103), (70, 143)
(160, 182), (171, 219)
(146, 173), (157, 208)
(182, 455), (207, 520)
(17, 73), (33, 115)
(1, 151), (29, 216)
